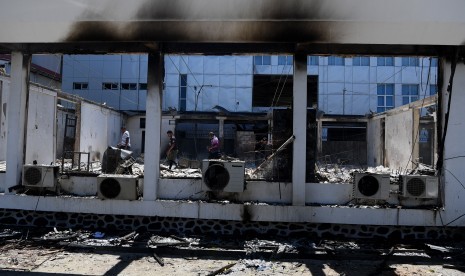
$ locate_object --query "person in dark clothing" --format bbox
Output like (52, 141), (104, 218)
(166, 130), (178, 169)
(207, 131), (221, 159)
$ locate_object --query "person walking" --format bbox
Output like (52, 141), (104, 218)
(117, 127), (131, 150)
(166, 130), (178, 169)
(207, 131), (221, 159)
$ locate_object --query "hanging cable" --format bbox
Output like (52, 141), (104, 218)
(436, 49), (459, 172)
(402, 57), (433, 174)
(273, 65), (293, 108)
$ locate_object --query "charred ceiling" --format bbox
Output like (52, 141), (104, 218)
(0, 43), (460, 57)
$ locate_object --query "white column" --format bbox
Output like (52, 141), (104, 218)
(292, 53), (307, 206)
(5, 52), (30, 192)
(143, 52), (163, 200)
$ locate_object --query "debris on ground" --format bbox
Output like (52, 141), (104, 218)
(1, 226), (465, 275)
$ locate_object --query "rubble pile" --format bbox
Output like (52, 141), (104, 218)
(56, 159), (102, 173)
(159, 164), (202, 178)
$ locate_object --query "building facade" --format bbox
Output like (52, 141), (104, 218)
(62, 54), (438, 116)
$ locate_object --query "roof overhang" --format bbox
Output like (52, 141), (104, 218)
(1, 0), (465, 55)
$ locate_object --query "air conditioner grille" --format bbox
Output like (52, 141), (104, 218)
(406, 177), (426, 197)
(24, 167), (42, 185)
(204, 164), (230, 190)
(99, 178), (122, 199)
(357, 175), (380, 196)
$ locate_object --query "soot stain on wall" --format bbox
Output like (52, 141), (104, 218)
(64, 0), (327, 44)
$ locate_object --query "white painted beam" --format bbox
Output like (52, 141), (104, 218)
(0, 195), (450, 226)
(143, 53), (163, 200)
(292, 53), (307, 206)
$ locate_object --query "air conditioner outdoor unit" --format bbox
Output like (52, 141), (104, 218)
(353, 173), (390, 200)
(202, 160), (245, 192)
(401, 175), (439, 199)
(97, 174), (138, 200)
(22, 165), (59, 188)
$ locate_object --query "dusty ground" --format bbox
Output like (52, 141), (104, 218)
(0, 229), (464, 276)
(0, 247), (464, 276)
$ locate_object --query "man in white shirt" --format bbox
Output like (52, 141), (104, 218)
(117, 127), (131, 150)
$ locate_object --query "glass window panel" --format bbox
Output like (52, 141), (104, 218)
(263, 56), (271, 65)
(180, 74), (187, 86)
(402, 57), (409, 66)
(430, 85), (437, 95)
(386, 84), (394, 95)
(361, 57), (370, 66)
(386, 96), (393, 106)
(402, 86), (409, 95)
(378, 96), (384, 106)
(385, 57), (394, 66)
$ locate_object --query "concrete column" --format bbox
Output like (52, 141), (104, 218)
(217, 116), (226, 151)
(317, 119), (323, 157)
(5, 52), (30, 192)
(143, 53), (163, 201)
(292, 53), (307, 206)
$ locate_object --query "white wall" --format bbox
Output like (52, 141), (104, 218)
(0, 78), (6, 161)
(79, 102), (123, 162)
(384, 111), (415, 171)
(442, 62), (465, 225)
(25, 86), (57, 165)
(1, 76), (59, 164)
(367, 118), (383, 166)
(0, 77), (9, 161)
(125, 115), (144, 157)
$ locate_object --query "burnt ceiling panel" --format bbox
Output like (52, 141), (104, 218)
(0, 0), (465, 55)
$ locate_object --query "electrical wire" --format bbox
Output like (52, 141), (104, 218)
(272, 65), (293, 108)
(402, 57), (433, 175)
(436, 49), (459, 172)
(269, 58), (291, 109)
(443, 167), (465, 191)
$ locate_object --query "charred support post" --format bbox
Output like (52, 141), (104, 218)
(144, 52), (164, 200)
(292, 53), (307, 206)
(5, 52), (30, 192)
(217, 116), (225, 152)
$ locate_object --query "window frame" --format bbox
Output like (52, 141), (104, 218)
(353, 56), (370, 66)
(402, 57), (419, 67)
(73, 82), (88, 90)
(307, 56), (319, 66)
(328, 56), (345, 66)
(402, 84), (419, 105)
(254, 55), (271, 65)
(430, 84), (437, 96)
(377, 57), (394, 66)
(102, 82), (119, 90)
(377, 83), (395, 112)
(121, 82), (138, 90)
(179, 74), (188, 111)
(278, 55), (293, 65)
